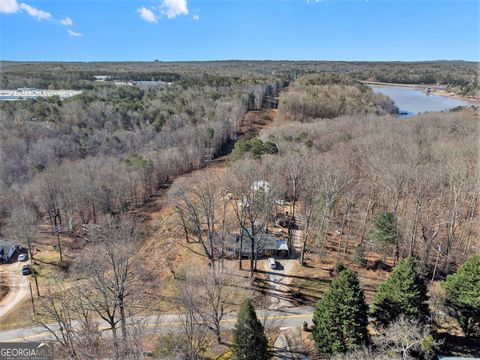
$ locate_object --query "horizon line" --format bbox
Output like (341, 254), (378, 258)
(1, 59), (478, 63)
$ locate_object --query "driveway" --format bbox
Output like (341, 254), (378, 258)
(0, 261), (30, 319)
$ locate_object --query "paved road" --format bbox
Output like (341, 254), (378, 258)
(0, 307), (314, 343)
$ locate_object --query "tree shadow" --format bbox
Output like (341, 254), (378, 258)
(438, 333), (480, 357)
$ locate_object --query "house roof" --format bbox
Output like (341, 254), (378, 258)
(239, 232), (289, 253)
(209, 233), (238, 248)
(210, 230), (289, 254)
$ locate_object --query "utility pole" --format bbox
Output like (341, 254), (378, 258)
(29, 282), (36, 315)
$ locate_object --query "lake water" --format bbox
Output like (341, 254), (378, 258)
(370, 85), (473, 116)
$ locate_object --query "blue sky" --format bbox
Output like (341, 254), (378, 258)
(0, 0), (478, 61)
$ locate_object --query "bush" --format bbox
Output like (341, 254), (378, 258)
(352, 245), (367, 267)
(334, 261), (346, 274)
(229, 139), (278, 160)
(58, 260), (71, 272)
(369, 259), (390, 271)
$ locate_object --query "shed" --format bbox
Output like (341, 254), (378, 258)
(276, 240), (289, 257)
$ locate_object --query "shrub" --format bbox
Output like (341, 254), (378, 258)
(334, 261), (346, 274)
(352, 245), (367, 267)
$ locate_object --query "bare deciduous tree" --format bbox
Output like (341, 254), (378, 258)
(374, 316), (439, 360)
(171, 174), (224, 265)
(226, 160), (276, 276)
(73, 214), (145, 359)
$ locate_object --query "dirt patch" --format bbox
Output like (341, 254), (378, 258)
(237, 109), (276, 140)
(290, 254), (390, 306)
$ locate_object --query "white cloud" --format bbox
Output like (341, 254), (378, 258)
(67, 29), (82, 37)
(192, 14), (199, 21)
(60, 16), (73, 26)
(137, 0), (189, 23)
(137, 6), (158, 23)
(161, 0), (188, 19)
(1, 1), (80, 33)
(19, 3), (52, 20)
(0, 0), (19, 13)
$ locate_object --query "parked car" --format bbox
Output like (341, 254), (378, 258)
(21, 265), (31, 275)
(268, 257), (276, 269)
(18, 253), (28, 262)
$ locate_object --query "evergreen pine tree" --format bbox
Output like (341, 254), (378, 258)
(232, 298), (269, 360)
(352, 245), (367, 267)
(444, 255), (480, 337)
(313, 268), (369, 354)
(371, 257), (430, 326)
(371, 212), (397, 258)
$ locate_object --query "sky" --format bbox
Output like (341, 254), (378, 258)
(0, 0), (478, 61)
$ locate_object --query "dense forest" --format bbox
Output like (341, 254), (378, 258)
(0, 62), (478, 359)
(277, 73), (397, 120)
(1, 60), (478, 96)
(256, 108), (479, 274)
(0, 76), (285, 230)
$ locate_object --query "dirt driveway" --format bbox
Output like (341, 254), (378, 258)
(0, 261), (30, 319)
(257, 258), (298, 310)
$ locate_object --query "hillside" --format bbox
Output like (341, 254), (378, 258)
(0, 65), (478, 359)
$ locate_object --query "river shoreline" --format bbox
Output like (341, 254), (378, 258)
(362, 81), (479, 104)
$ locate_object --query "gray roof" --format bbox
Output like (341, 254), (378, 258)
(239, 232), (284, 253)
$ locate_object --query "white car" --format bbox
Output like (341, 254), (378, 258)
(268, 257), (276, 269)
(18, 253), (28, 262)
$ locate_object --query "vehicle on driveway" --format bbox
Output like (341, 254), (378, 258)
(21, 265), (31, 275)
(268, 257), (276, 269)
(18, 253), (28, 262)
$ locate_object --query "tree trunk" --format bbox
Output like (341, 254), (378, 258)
(360, 199), (374, 246)
(300, 232), (308, 266)
(56, 230), (63, 263)
(111, 323), (120, 360)
(119, 294), (127, 342)
(250, 236), (255, 277)
(238, 232), (243, 270)
(409, 201), (421, 257)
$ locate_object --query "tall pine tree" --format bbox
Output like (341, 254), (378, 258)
(371, 212), (397, 259)
(313, 268), (369, 354)
(444, 255), (480, 337)
(232, 299), (269, 360)
(371, 257), (430, 326)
